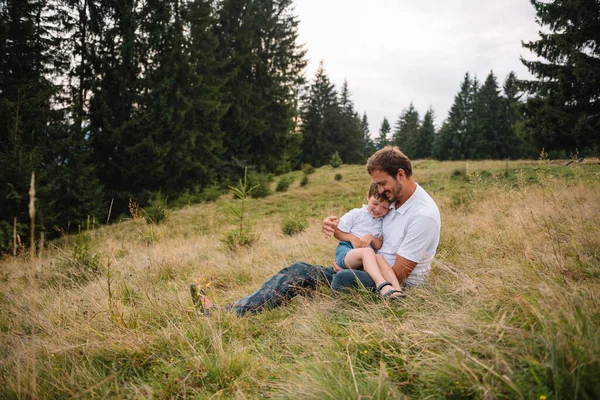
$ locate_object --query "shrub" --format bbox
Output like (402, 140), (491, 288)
(276, 176), (294, 192)
(57, 224), (100, 284)
(451, 167), (465, 177)
(223, 167), (260, 249)
(173, 184), (223, 206)
(300, 175), (309, 187)
(275, 159), (292, 175)
(334, 173), (343, 181)
(282, 215), (307, 236)
(221, 229), (259, 250)
(172, 189), (199, 206)
(302, 163), (315, 175)
(329, 151), (343, 168)
(144, 192), (168, 224)
(0, 220), (13, 254)
(201, 185), (223, 202)
(248, 171), (273, 198)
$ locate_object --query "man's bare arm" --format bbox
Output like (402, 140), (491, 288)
(390, 255), (417, 283)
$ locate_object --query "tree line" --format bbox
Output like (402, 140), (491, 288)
(373, 70), (526, 161)
(371, 0), (599, 162)
(0, 0), (373, 252)
(0, 0), (598, 253)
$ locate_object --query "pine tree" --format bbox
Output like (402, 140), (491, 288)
(41, 123), (104, 230)
(216, 0), (306, 175)
(299, 61), (341, 167)
(182, 0), (227, 188)
(376, 117), (391, 149)
(433, 73), (477, 160)
(361, 112), (376, 158)
(432, 122), (452, 161)
(501, 71), (525, 158)
(0, 0), (63, 248)
(521, 0), (600, 155)
(337, 79), (365, 164)
(138, 0), (190, 196)
(392, 103), (420, 157)
(414, 108), (436, 159)
(471, 71), (505, 159)
(87, 0), (144, 214)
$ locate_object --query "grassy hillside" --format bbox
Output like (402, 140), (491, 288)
(1, 159), (600, 399)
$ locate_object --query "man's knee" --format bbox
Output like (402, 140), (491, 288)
(331, 269), (369, 292)
(277, 262), (334, 286)
(280, 262), (312, 278)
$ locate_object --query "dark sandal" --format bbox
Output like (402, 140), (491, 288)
(382, 288), (406, 300)
(376, 281), (406, 300)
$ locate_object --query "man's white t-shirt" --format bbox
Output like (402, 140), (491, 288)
(337, 205), (384, 240)
(378, 183), (441, 286)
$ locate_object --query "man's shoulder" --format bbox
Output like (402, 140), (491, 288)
(412, 185), (440, 217)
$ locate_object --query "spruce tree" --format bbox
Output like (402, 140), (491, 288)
(392, 103), (420, 157)
(432, 122), (452, 161)
(414, 108), (436, 159)
(361, 112), (376, 158)
(87, 0), (143, 214)
(433, 73), (477, 160)
(376, 117), (391, 149)
(216, 0), (306, 175)
(0, 0), (63, 248)
(299, 61), (341, 167)
(138, 0), (189, 195)
(502, 71), (525, 158)
(521, 0), (600, 155)
(183, 0), (227, 188)
(337, 79), (365, 164)
(471, 71), (505, 159)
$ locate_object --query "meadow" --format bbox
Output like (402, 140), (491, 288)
(1, 158), (599, 399)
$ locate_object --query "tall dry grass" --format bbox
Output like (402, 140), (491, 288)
(0, 160), (599, 398)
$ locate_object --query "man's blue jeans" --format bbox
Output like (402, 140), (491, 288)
(224, 262), (378, 316)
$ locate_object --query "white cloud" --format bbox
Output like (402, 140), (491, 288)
(295, 0), (540, 133)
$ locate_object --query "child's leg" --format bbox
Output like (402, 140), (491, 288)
(345, 249), (403, 298)
(344, 248), (389, 288)
(342, 248), (362, 269)
(377, 256), (402, 291)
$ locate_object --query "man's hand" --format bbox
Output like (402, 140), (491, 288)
(358, 234), (375, 248)
(322, 215), (339, 238)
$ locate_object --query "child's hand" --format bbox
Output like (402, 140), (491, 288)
(358, 234), (374, 248)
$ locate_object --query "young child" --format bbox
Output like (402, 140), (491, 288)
(332, 183), (404, 299)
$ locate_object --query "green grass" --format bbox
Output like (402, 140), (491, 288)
(1, 159), (600, 398)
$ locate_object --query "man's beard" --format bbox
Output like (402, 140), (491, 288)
(386, 191), (398, 203)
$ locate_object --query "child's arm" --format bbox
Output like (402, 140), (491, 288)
(356, 234), (382, 249)
(370, 235), (383, 250)
(334, 228), (361, 248)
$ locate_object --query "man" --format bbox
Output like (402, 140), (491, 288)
(191, 146), (441, 315)
(325, 145), (441, 291)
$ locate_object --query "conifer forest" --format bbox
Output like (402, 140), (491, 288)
(1, 0), (599, 252)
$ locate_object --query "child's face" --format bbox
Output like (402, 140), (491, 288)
(366, 196), (390, 219)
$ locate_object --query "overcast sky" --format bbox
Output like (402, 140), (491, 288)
(294, 0), (541, 134)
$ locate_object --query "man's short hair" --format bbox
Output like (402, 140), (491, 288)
(368, 182), (390, 203)
(367, 146), (413, 178)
